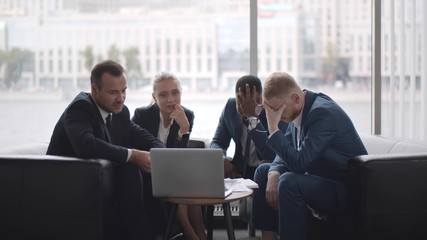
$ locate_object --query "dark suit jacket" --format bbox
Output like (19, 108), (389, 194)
(267, 90), (367, 183)
(210, 98), (288, 176)
(132, 103), (194, 148)
(47, 92), (164, 164)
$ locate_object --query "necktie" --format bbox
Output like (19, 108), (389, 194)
(242, 136), (251, 177)
(106, 114), (113, 142)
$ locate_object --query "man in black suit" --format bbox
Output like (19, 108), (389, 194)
(47, 60), (166, 240)
(210, 75), (288, 179)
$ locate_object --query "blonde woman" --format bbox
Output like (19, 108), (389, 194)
(132, 72), (207, 240)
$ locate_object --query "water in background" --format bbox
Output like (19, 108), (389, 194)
(0, 91), (371, 153)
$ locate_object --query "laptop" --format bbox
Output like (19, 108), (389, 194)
(150, 148), (231, 198)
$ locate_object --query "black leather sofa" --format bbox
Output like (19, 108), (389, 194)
(347, 134), (427, 239)
(0, 142), (116, 240)
(0, 139), (209, 240)
(1, 135), (427, 239)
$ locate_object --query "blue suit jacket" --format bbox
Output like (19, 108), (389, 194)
(267, 90), (367, 183)
(211, 98), (288, 176)
(47, 92), (164, 164)
(132, 103), (194, 148)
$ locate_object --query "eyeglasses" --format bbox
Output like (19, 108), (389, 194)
(248, 104), (267, 132)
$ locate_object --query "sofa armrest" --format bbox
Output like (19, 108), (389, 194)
(0, 155), (116, 240)
(189, 137), (210, 148)
(347, 153), (427, 238)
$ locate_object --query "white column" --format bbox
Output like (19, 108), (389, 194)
(34, 0), (41, 89)
(398, 0), (405, 137)
(389, 0), (396, 136)
(371, 0), (381, 135)
(250, 0), (258, 76)
(409, 0), (416, 138)
(421, 0), (427, 140)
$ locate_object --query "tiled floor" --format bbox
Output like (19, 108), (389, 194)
(171, 221), (262, 240)
(206, 200), (262, 240)
(212, 226), (262, 240)
(209, 218), (262, 240)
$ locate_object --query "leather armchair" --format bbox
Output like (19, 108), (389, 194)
(347, 134), (427, 239)
(0, 153), (117, 240)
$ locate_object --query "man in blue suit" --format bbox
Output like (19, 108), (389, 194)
(210, 75), (288, 179)
(47, 60), (166, 240)
(251, 72), (367, 240)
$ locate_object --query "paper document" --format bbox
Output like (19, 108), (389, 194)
(224, 178), (259, 192)
(235, 178), (259, 188)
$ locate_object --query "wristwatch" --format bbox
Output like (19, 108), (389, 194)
(248, 119), (260, 130)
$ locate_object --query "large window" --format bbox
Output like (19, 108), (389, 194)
(1, 0), (426, 151)
(380, 0), (427, 140)
(257, 0), (372, 134)
(0, 0), (249, 150)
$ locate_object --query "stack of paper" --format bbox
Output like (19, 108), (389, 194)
(224, 178), (259, 192)
(234, 178), (259, 188)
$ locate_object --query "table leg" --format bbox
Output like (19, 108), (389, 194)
(222, 203), (236, 240)
(164, 203), (178, 240)
(206, 205), (214, 240)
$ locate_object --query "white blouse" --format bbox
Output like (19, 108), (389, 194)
(157, 112), (174, 144)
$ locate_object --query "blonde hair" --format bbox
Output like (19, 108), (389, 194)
(263, 72), (300, 100)
(152, 72), (181, 93)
